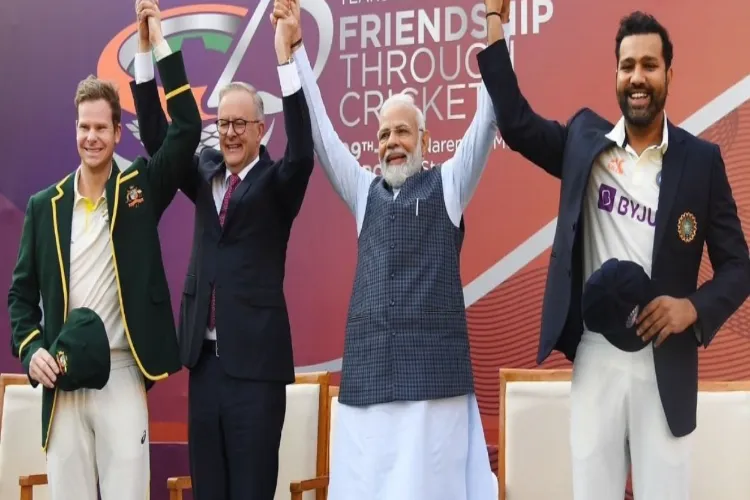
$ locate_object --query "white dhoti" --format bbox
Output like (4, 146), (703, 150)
(46, 353), (150, 500)
(328, 393), (498, 500)
(570, 332), (693, 500)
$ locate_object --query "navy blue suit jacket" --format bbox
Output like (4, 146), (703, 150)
(129, 80), (314, 385)
(478, 39), (750, 437)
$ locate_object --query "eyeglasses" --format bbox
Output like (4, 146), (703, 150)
(215, 118), (261, 135)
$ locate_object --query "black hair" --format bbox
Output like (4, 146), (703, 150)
(615, 11), (673, 68)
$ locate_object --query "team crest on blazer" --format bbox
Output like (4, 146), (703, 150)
(56, 351), (68, 374)
(126, 185), (144, 208)
(677, 212), (697, 243)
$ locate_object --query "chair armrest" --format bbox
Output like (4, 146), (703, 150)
(19, 474), (48, 487)
(167, 476), (192, 490)
(290, 475), (329, 493)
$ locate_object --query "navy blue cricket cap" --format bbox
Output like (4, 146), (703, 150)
(581, 258), (657, 352)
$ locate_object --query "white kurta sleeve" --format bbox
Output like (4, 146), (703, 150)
(295, 45), (375, 234)
(440, 82), (498, 227)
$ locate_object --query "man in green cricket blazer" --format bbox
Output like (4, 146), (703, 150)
(6, 3), (201, 499)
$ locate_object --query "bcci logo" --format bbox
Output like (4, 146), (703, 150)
(626, 305), (639, 329)
(96, 0), (334, 162)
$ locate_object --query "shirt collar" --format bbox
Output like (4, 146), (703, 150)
(605, 111), (669, 155)
(74, 164), (113, 205)
(225, 154), (260, 183)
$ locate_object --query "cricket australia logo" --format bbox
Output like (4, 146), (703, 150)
(97, 0), (333, 164)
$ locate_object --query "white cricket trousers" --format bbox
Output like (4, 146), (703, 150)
(570, 332), (693, 500)
(46, 352), (150, 500)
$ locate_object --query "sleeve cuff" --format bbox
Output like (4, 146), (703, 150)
(295, 44), (310, 69)
(134, 51), (155, 84)
(278, 61), (301, 97)
(153, 39), (172, 62)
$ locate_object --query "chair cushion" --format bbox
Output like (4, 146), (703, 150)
(504, 381), (573, 499)
(275, 383), (321, 500)
(691, 390), (750, 499)
(0, 384), (48, 500)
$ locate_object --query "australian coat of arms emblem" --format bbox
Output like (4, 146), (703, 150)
(126, 185), (144, 208)
(56, 350), (68, 374)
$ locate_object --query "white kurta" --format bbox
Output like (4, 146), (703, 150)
(282, 44), (499, 499)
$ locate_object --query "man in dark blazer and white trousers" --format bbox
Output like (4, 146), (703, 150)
(129, 4), (314, 499)
(477, 7), (750, 500)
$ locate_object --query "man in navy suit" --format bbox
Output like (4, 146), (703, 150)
(129, 3), (314, 498)
(477, 9), (749, 500)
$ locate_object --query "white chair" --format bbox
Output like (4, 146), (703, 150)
(0, 373), (48, 500)
(498, 368), (574, 500)
(499, 369), (750, 500)
(690, 381), (750, 499)
(290, 386), (338, 500)
(167, 371), (331, 500)
(276, 374), (332, 500)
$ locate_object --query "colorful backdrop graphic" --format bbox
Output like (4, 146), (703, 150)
(1, 0), (749, 459)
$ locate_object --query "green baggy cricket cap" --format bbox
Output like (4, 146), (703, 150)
(49, 307), (111, 391)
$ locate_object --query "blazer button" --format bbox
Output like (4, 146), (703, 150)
(390, 243), (395, 249)
(390, 300), (395, 306)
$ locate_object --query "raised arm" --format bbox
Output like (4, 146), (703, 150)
(143, 47), (202, 218)
(476, 2), (567, 179)
(271, 10), (315, 220)
(7, 197), (46, 387)
(440, 7), (504, 226)
(293, 43), (375, 221)
(130, 45), (170, 160)
(131, 2), (201, 205)
(688, 145), (750, 347)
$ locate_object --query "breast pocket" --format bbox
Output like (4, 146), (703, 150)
(664, 193), (708, 265)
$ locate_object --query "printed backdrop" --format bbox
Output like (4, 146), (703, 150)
(1, 0), (749, 450)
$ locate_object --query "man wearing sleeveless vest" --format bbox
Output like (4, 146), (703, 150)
(272, 0), (509, 497)
(7, 4), (199, 499)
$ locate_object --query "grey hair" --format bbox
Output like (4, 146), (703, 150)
(218, 82), (265, 121)
(379, 92), (425, 130)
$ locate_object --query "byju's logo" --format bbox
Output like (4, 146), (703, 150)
(597, 183), (656, 227)
(598, 184), (617, 212)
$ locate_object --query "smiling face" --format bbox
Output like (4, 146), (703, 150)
(377, 96), (429, 188)
(616, 33), (672, 129)
(74, 77), (122, 172)
(217, 84), (265, 172)
(613, 12), (674, 131)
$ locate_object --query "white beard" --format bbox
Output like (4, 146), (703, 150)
(381, 149), (424, 188)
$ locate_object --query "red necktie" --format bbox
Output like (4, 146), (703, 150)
(208, 173), (241, 330)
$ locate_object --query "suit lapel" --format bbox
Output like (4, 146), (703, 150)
(50, 173), (75, 321)
(652, 123), (686, 263)
(199, 158), (223, 185)
(579, 129), (615, 198)
(223, 148), (272, 231)
(105, 163), (120, 230)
